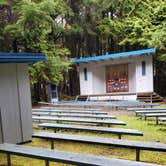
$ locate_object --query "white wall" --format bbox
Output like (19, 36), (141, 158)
(79, 64), (106, 95)
(135, 55), (153, 93)
(79, 65), (93, 95)
(92, 66), (106, 94)
(128, 63), (136, 93)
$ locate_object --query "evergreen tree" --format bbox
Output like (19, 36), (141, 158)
(0, 0), (72, 101)
(0, 0), (165, 99)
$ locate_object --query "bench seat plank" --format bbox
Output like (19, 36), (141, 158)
(32, 109), (108, 115)
(32, 112), (116, 119)
(33, 112), (50, 115)
(33, 132), (166, 152)
(159, 117), (166, 121)
(144, 113), (166, 117)
(33, 116), (126, 126)
(0, 143), (158, 166)
(136, 110), (166, 115)
(38, 123), (143, 138)
(41, 107), (102, 111)
(128, 108), (165, 111)
(141, 113), (166, 125)
(38, 101), (159, 108)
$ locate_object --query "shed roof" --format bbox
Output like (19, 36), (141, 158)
(74, 48), (156, 63)
(0, 53), (45, 63)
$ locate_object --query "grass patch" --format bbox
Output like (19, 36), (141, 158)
(0, 112), (166, 165)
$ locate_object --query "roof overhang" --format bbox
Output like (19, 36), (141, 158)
(0, 53), (45, 63)
(74, 48), (156, 64)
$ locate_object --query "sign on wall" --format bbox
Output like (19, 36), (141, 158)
(106, 64), (129, 93)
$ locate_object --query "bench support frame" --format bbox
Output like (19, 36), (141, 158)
(7, 153), (11, 166)
(118, 134), (122, 139)
(45, 160), (49, 166)
(136, 149), (140, 161)
(5, 152), (50, 166)
(156, 117), (159, 125)
(51, 140), (54, 149)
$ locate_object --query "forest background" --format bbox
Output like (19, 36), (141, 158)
(0, 0), (165, 102)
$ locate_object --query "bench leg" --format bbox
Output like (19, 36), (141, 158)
(136, 149), (140, 161)
(51, 140), (54, 149)
(118, 134), (121, 139)
(156, 117), (159, 125)
(144, 116), (147, 120)
(7, 153), (11, 166)
(45, 160), (49, 166)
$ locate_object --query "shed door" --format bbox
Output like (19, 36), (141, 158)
(106, 64), (129, 93)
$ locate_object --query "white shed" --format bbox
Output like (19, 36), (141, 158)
(75, 48), (156, 101)
(0, 53), (45, 144)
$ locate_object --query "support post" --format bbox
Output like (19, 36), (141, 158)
(156, 117), (159, 125)
(118, 134), (121, 139)
(45, 160), (49, 166)
(136, 149), (140, 161)
(150, 93), (153, 104)
(7, 153), (11, 166)
(51, 140), (54, 149)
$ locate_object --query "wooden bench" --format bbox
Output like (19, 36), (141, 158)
(32, 109), (108, 115)
(0, 143), (158, 166)
(114, 103), (160, 110)
(32, 112), (116, 120)
(142, 113), (166, 125)
(38, 123), (143, 139)
(38, 101), (160, 108)
(32, 116), (126, 126)
(41, 107), (102, 111)
(159, 117), (166, 123)
(32, 132), (166, 162)
(33, 112), (50, 116)
(128, 108), (165, 111)
(135, 110), (166, 116)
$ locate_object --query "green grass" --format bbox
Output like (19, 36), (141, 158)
(0, 112), (166, 166)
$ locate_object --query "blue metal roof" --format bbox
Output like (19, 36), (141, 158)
(0, 53), (45, 63)
(74, 48), (156, 63)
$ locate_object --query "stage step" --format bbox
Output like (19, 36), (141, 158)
(137, 92), (163, 103)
